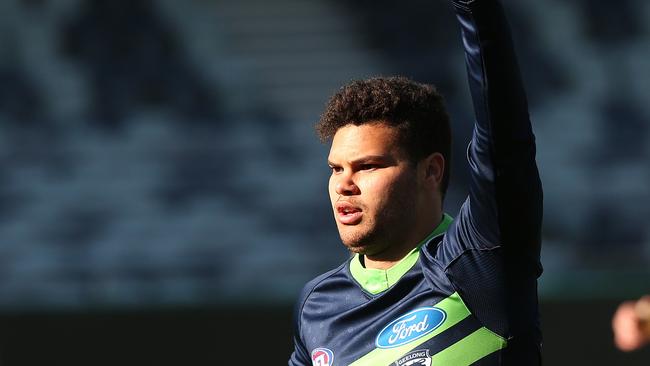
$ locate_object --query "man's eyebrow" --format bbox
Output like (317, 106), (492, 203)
(350, 155), (390, 164)
(328, 155), (394, 166)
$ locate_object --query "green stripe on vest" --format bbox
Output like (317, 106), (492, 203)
(431, 327), (507, 365)
(348, 292), (506, 366)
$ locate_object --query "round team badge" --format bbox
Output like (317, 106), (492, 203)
(311, 347), (334, 366)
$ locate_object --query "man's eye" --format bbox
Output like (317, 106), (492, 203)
(360, 164), (377, 171)
(330, 166), (343, 173)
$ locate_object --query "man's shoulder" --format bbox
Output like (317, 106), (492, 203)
(295, 260), (350, 308)
(301, 260), (349, 295)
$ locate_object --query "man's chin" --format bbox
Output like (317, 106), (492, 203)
(339, 232), (378, 255)
(343, 244), (367, 254)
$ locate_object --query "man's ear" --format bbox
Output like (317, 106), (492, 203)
(420, 152), (445, 189)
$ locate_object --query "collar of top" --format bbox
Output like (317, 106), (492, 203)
(350, 213), (453, 295)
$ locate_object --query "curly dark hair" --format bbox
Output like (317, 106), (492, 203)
(316, 76), (452, 197)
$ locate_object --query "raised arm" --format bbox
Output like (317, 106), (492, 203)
(432, 2), (544, 361)
(446, 0), (543, 266)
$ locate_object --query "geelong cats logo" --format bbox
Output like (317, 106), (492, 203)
(311, 347), (334, 366)
(394, 349), (432, 366)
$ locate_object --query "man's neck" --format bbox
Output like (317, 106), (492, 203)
(363, 211), (443, 270)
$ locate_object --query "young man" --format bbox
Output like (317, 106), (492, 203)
(289, 0), (543, 365)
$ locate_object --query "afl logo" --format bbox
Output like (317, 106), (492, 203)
(311, 347), (334, 366)
(376, 307), (446, 348)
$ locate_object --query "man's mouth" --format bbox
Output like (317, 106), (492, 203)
(336, 203), (363, 225)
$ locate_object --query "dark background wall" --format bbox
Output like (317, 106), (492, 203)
(0, 0), (648, 364)
(1, 301), (650, 365)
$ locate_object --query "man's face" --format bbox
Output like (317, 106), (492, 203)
(327, 123), (419, 256)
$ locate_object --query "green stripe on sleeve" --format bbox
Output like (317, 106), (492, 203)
(348, 292), (470, 366)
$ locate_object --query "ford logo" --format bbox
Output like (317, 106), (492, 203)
(376, 307), (446, 348)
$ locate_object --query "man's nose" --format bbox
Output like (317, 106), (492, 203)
(335, 172), (360, 196)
